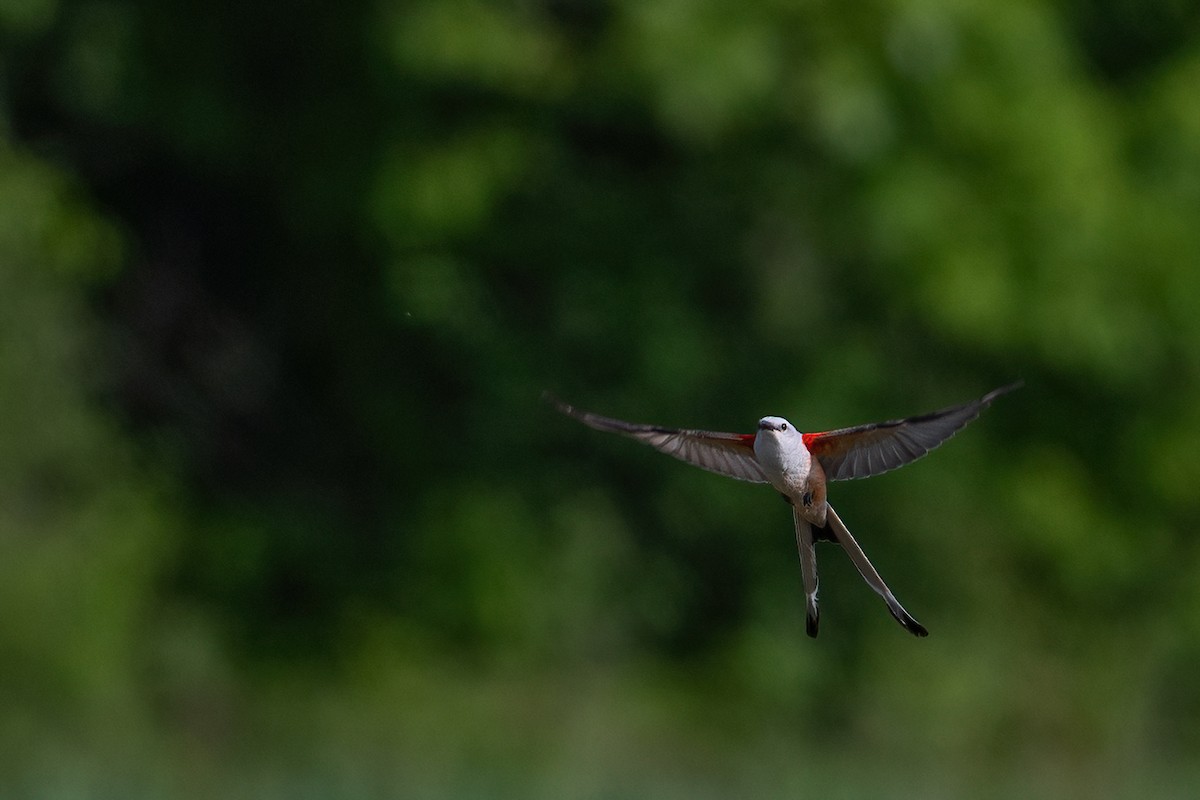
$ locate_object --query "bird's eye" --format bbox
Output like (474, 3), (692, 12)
(780, 423), (788, 431)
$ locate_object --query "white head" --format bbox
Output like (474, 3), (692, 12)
(755, 415), (802, 452)
(753, 415), (808, 482)
(757, 416), (793, 435)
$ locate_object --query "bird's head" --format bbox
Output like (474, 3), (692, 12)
(757, 416), (793, 434)
(754, 415), (803, 465)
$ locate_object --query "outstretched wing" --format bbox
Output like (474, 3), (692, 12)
(803, 383), (1021, 481)
(548, 395), (767, 483)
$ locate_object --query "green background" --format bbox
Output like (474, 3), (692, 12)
(3, 0), (1200, 795)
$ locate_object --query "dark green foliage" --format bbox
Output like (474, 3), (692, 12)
(3, 0), (1200, 794)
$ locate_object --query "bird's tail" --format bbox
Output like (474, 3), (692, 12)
(823, 504), (929, 637)
(792, 507), (820, 637)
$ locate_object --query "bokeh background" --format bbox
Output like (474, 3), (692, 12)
(3, 0), (1200, 796)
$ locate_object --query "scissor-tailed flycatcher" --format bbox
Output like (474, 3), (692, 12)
(550, 383), (1019, 637)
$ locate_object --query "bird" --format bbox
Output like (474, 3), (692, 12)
(549, 383), (1020, 638)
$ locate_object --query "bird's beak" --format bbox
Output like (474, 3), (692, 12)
(758, 419), (775, 431)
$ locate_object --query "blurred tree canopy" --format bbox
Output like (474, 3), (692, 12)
(3, 0), (1200, 795)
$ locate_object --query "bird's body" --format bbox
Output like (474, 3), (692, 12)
(755, 416), (826, 525)
(550, 383), (1019, 637)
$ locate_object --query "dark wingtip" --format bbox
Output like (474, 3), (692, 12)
(982, 380), (1024, 405)
(542, 391), (577, 418)
(806, 613), (819, 638)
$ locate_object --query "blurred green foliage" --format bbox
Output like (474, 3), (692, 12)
(3, 0), (1200, 795)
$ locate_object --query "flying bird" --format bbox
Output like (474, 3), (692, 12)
(550, 383), (1020, 637)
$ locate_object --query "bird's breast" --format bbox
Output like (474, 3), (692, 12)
(755, 437), (812, 495)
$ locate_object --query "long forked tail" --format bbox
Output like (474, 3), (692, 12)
(823, 504), (929, 637)
(792, 508), (820, 637)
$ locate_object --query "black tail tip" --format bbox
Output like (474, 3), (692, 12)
(890, 608), (929, 637)
(806, 613), (819, 638)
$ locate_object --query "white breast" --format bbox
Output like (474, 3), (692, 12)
(753, 426), (811, 495)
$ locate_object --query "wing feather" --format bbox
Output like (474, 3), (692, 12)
(548, 395), (767, 483)
(803, 383), (1020, 481)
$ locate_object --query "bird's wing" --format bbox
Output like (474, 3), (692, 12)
(548, 396), (767, 483)
(802, 383), (1021, 481)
